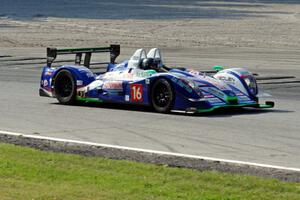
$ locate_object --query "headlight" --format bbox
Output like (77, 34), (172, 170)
(244, 77), (251, 86)
(179, 78), (203, 98)
(185, 79), (204, 98)
(185, 79), (197, 89)
(243, 76), (257, 95)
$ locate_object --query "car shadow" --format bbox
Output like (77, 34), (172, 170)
(51, 101), (293, 118)
(194, 108), (293, 118)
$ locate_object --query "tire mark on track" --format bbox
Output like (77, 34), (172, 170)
(115, 126), (179, 153)
(134, 125), (299, 154)
(132, 125), (250, 153)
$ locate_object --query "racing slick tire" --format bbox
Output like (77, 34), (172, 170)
(151, 78), (174, 113)
(53, 69), (76, 105)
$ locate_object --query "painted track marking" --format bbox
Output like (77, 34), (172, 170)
(0, 130), (300, 172)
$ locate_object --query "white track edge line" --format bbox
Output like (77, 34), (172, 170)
(1, 130), (300, 172)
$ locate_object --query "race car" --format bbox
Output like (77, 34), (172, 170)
(40, 45), (274, 114)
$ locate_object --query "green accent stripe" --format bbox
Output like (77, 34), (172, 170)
(197, 103), (270, 113)
(76, 96), (103, 103)
(258, 104), (274, 108)
(76, 96), (273, 112)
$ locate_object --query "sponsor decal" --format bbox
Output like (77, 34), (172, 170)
(208, 87), (225, 99)
(122, 72), (134, 79)
(43, 80), (48, 87)
(208, 98), (222, 103)
(171, 77), (193, 93)
(125, 95), (130, 102)
(217, 76), (235, 83)
(76, 80), (83, 86)
(135, 70), (156, 78)
(103, 81), (123, 90)
(145, 79), (150, 84)
(204, 94), (214, 98)
(86, 72), (94, 78)
(45, 71), (53, 76)
(87, 80), (103, 91)
(77, 91), (85, 98)
(130, 84), (143, 102)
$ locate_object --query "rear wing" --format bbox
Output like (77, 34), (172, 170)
(46, 44), (120, 68)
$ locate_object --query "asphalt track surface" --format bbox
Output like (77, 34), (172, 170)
(0, 48), (300, 169)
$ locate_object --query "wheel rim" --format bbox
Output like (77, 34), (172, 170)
(56, 76), (73, 98)
(153, 83), (171, 108)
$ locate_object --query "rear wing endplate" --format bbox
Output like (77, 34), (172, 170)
(46, 44), (120, 68)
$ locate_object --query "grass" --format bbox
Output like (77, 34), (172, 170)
(0, 143), (299, 200)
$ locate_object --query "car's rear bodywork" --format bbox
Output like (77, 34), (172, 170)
(40, 45), (274, 114)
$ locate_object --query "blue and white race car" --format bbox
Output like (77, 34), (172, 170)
(40, 45), (274, 114)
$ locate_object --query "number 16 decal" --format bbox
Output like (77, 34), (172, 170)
(131, 84), (143, 102)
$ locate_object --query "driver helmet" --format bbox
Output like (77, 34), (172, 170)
(141, 58), (160, 70)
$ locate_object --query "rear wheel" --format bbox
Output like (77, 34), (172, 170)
(151, 78), (174, 113)
(54, 70), (76, 105)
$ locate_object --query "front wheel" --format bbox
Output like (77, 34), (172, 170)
(53, 70), (76, 105)
(151, 79), (174, 113)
